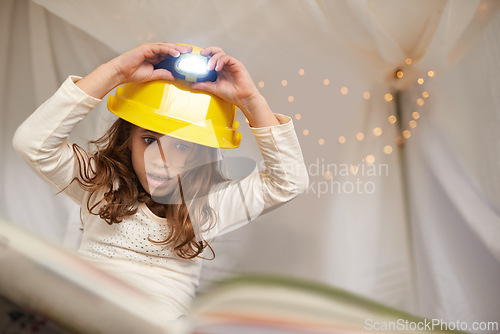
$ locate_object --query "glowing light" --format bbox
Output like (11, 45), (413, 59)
(396, 70), (404, 79)
(384, 93), (393, 102)
(422, 91), (429, 98)
(288, 96), (295, 102)
(416, 98), (424, 106)
(412, 111), (420, 120)
(409, 120), (417, 128)
(258, 81), (265, 88)
(176, 54), (209, 76)
(323, 170), (333, 180)
(299, 69), (305, 75)
(281, 80), (288, 87)
(363, 91), (371, 100)
(417, 78), (424, 85)
(373, 127), (383, 136)
(318, 138), (325, 145)
(396, 136), (404, 145)
(405, 58), (413, 65)
(295, 113), (301, 120)
(340, 86), (349, 95)
(323, 79), (330, 86)
(383, 145), (393, 154)
(427, 70), (435, 77)
(303, 129), (309, 136)
(356, 132), (365, 141)
(388, 115), (397, 124)
(338, 136), (346, 144)
(365, 155), (375, 164)
(402, 130), (411, 139)
(350, 165), (359, 175)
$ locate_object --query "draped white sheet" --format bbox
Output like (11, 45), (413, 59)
(1, 0), (499, 326)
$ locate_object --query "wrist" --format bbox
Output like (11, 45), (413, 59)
(239, 93), (280, 127)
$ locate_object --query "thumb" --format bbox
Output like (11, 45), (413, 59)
(148, 69), (175, 82)
(190, 81), (217, 95)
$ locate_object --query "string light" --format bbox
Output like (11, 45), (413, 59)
(383, 145), (393, 154)
(412, 111), (420, 120)
(338, 136), (346, 144)
(303, 129), (309, 136)
(350, 165), (359, 175)
(281, 80), (288, 87)
(409, 120), (417, 128)
(323, 170), (333, 180)
(323, 79), (330, 86)
(417, 78), (424, 85)
(405, 58), (413, 65)
(299, 69), (305, 76)
(295, 113), (301, 120)
(318, 138), (325, 145)
(396, 70), (404, 79)
(365, 155), (375, 164)
(384, 93), (393, 102)
(373, 127), (383, 136)
(402, 130), (411, 139)
(427, 70), (435, 77)
(388, 115), (397, 124)
(363, 91), (371, 100)
(422, 91), (429, 98)
(258, 81), (265, 88)
(356, 132), (365, 141)
(288, 96), (295, 102)
(416, 98), (424, 106)
(340, 86), (349, 95)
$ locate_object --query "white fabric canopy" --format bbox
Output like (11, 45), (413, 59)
(1, 0), (499, 327)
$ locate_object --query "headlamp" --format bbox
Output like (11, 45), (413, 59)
(154, 53), (217, 82)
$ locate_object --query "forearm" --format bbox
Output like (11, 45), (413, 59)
(240, 93), (280, 128)
(75, 62), (122, 99)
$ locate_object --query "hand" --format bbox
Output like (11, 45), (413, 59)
(190, 47), (261, 112)
(110, 43), (192, 84)
(76, 43), (192, 99)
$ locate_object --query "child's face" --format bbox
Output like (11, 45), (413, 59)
(130, 127), (195, 198)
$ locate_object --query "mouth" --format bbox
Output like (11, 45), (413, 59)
(146, 173), (174, 188)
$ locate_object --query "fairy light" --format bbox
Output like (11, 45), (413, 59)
(409, 120), (417, 128)
(373, 127), (383, 136)
(323, 79), (330, 86)
(338, 136), (346, 144)
(299, 69), (305, 76)
(318, 138), (325, 145)
(417, 78), (424, 85)
(416, 98), (424, 106)
(412, 111), (420, 120)
(350, 165), (359, 175)
(405, 58), (413, 65)
(258, 81), (265, 88)
(303, 129), (309, 136)
(281, 80), (288, 87)
(295, 113), (301, 120)
(396, 136), (404, 146)
(288, 96), (295, 102)
(365, 155), (375, 164)
(402, 130), (411, 139)
(340, 86), (349, 95)
(323, 170), (333, 180)
(384, 93), (393, 102)
(383, 145), (393, 154)
(356, 132), (365, 141)
(388, 115), (397, 124)
(427, 70), (435, 77)
(396, 70), (404, 79)
(363, 91), (371, 100)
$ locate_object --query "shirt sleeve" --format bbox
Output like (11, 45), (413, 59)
(12, 76), (101, 205)
(204, 114), (309, 239)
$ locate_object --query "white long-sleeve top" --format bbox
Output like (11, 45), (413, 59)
(13, 76), (309, 320)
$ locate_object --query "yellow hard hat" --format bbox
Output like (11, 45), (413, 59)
(107, 45), (241, 149)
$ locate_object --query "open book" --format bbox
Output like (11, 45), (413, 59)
(0, 219), (465, 334)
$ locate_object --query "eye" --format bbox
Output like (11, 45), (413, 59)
(175, 143), (192, 152)
(143, 137), (157, 145)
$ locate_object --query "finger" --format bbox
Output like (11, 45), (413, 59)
(190, 81), (216, 95)
(200, 46), (224, 57)
(213, 55), (233, 72)
(148, 68), (176, 82)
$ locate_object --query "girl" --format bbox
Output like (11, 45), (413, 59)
(13, 42), (309, 320)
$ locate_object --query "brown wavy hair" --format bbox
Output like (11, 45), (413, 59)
(71, 118), (227, 260)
